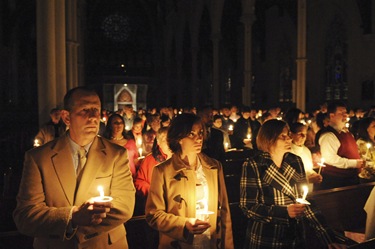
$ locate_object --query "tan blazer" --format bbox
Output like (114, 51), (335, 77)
(13, 134), (135, 249)
(145, 153), (234, 249)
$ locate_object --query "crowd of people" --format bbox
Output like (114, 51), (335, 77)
(16, 86), (375, 249)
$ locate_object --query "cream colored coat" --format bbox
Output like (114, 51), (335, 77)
(145, 153), (234, 249)
(13, 134), (135, 249)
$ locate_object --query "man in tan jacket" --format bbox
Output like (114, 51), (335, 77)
(13, 87), (135, 249)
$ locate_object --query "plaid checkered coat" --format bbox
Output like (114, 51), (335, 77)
(240, 152), (334, 249)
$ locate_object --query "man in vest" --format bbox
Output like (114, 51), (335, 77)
(318, 101), (364, 189)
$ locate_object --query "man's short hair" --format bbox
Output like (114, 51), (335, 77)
(63, 87), (98, 111)
(327, 101), (347, 114)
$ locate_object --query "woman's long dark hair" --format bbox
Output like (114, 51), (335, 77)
(103, 113), (127, 139)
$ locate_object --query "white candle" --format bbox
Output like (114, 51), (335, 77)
(318, 157), (325, 175)
(137, 138), (142, 146)
(97, 186), (104, 198)
(228, 125), (233, 131)
(246, 134), (251, 140)
(138, 148), (143, 157)
(302, 185), (308, 200)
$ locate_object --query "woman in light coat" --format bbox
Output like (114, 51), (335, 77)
(145, 113), (234, 249)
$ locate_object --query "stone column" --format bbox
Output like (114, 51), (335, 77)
(296, 0), (307, 111)
(66, 0), (79, 89)
(241, 0), (255, 106)
(56, 0), (67, 106)
(36, 0), (57, 124)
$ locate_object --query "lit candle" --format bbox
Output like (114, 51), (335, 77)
(233, 118), (237, 123)
(366, 143), (371, 159)
(318, 157), (325, 175)
(302, 185), (308, 200)
(296, 185), (310, 205)
(246, 134), (251, 140)
(92, 185), (113, 203)
(138, 148), (143, 157)
(125, 125), (130, 130)
(97, 185), (104, 198)
(34, 139), (40, 147)
(228, 125), (233, 131)
(137, 138), (142, 146)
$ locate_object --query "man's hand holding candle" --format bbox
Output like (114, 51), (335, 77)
(71, 200), (113, 226)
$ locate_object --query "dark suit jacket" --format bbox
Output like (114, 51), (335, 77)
(13, 134), (135, 249)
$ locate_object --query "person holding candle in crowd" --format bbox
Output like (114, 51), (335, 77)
(132, 127), (172, 249)
(290, 122), (323, 191)
(103, 113), (139, 178)
(204, 114), (231, 161)
(34, 108), (66, 146)
(145, 113), (234, 249)
(13, 87), (135, 249)
(143, 114), (161, 155)
(134, 127), (172, 201)
(219, 104), (234, 133)
(240, 119), (345, 249)
(232, 106), (253, 149)
(318, 101), (364, 189)
(356, 117), (375, 181)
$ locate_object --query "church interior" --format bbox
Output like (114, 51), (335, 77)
(1, 0), (375, 248)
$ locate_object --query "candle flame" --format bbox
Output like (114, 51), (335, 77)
(367, 143), (371, 149)
(137, 138), (143, 146)
(302, 185), (308, 200)
(97, 186), (104, 197)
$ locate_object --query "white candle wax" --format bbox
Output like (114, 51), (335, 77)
(318, 158), (325, 175)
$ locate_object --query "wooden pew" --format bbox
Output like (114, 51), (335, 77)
(306, 182), (375, 248)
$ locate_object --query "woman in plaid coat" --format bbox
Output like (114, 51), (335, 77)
(240, 119), (345, 249)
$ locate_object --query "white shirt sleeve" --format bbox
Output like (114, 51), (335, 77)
(319, 132), (358, 169)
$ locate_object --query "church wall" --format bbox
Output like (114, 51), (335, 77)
(307, 0), (375, 112)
